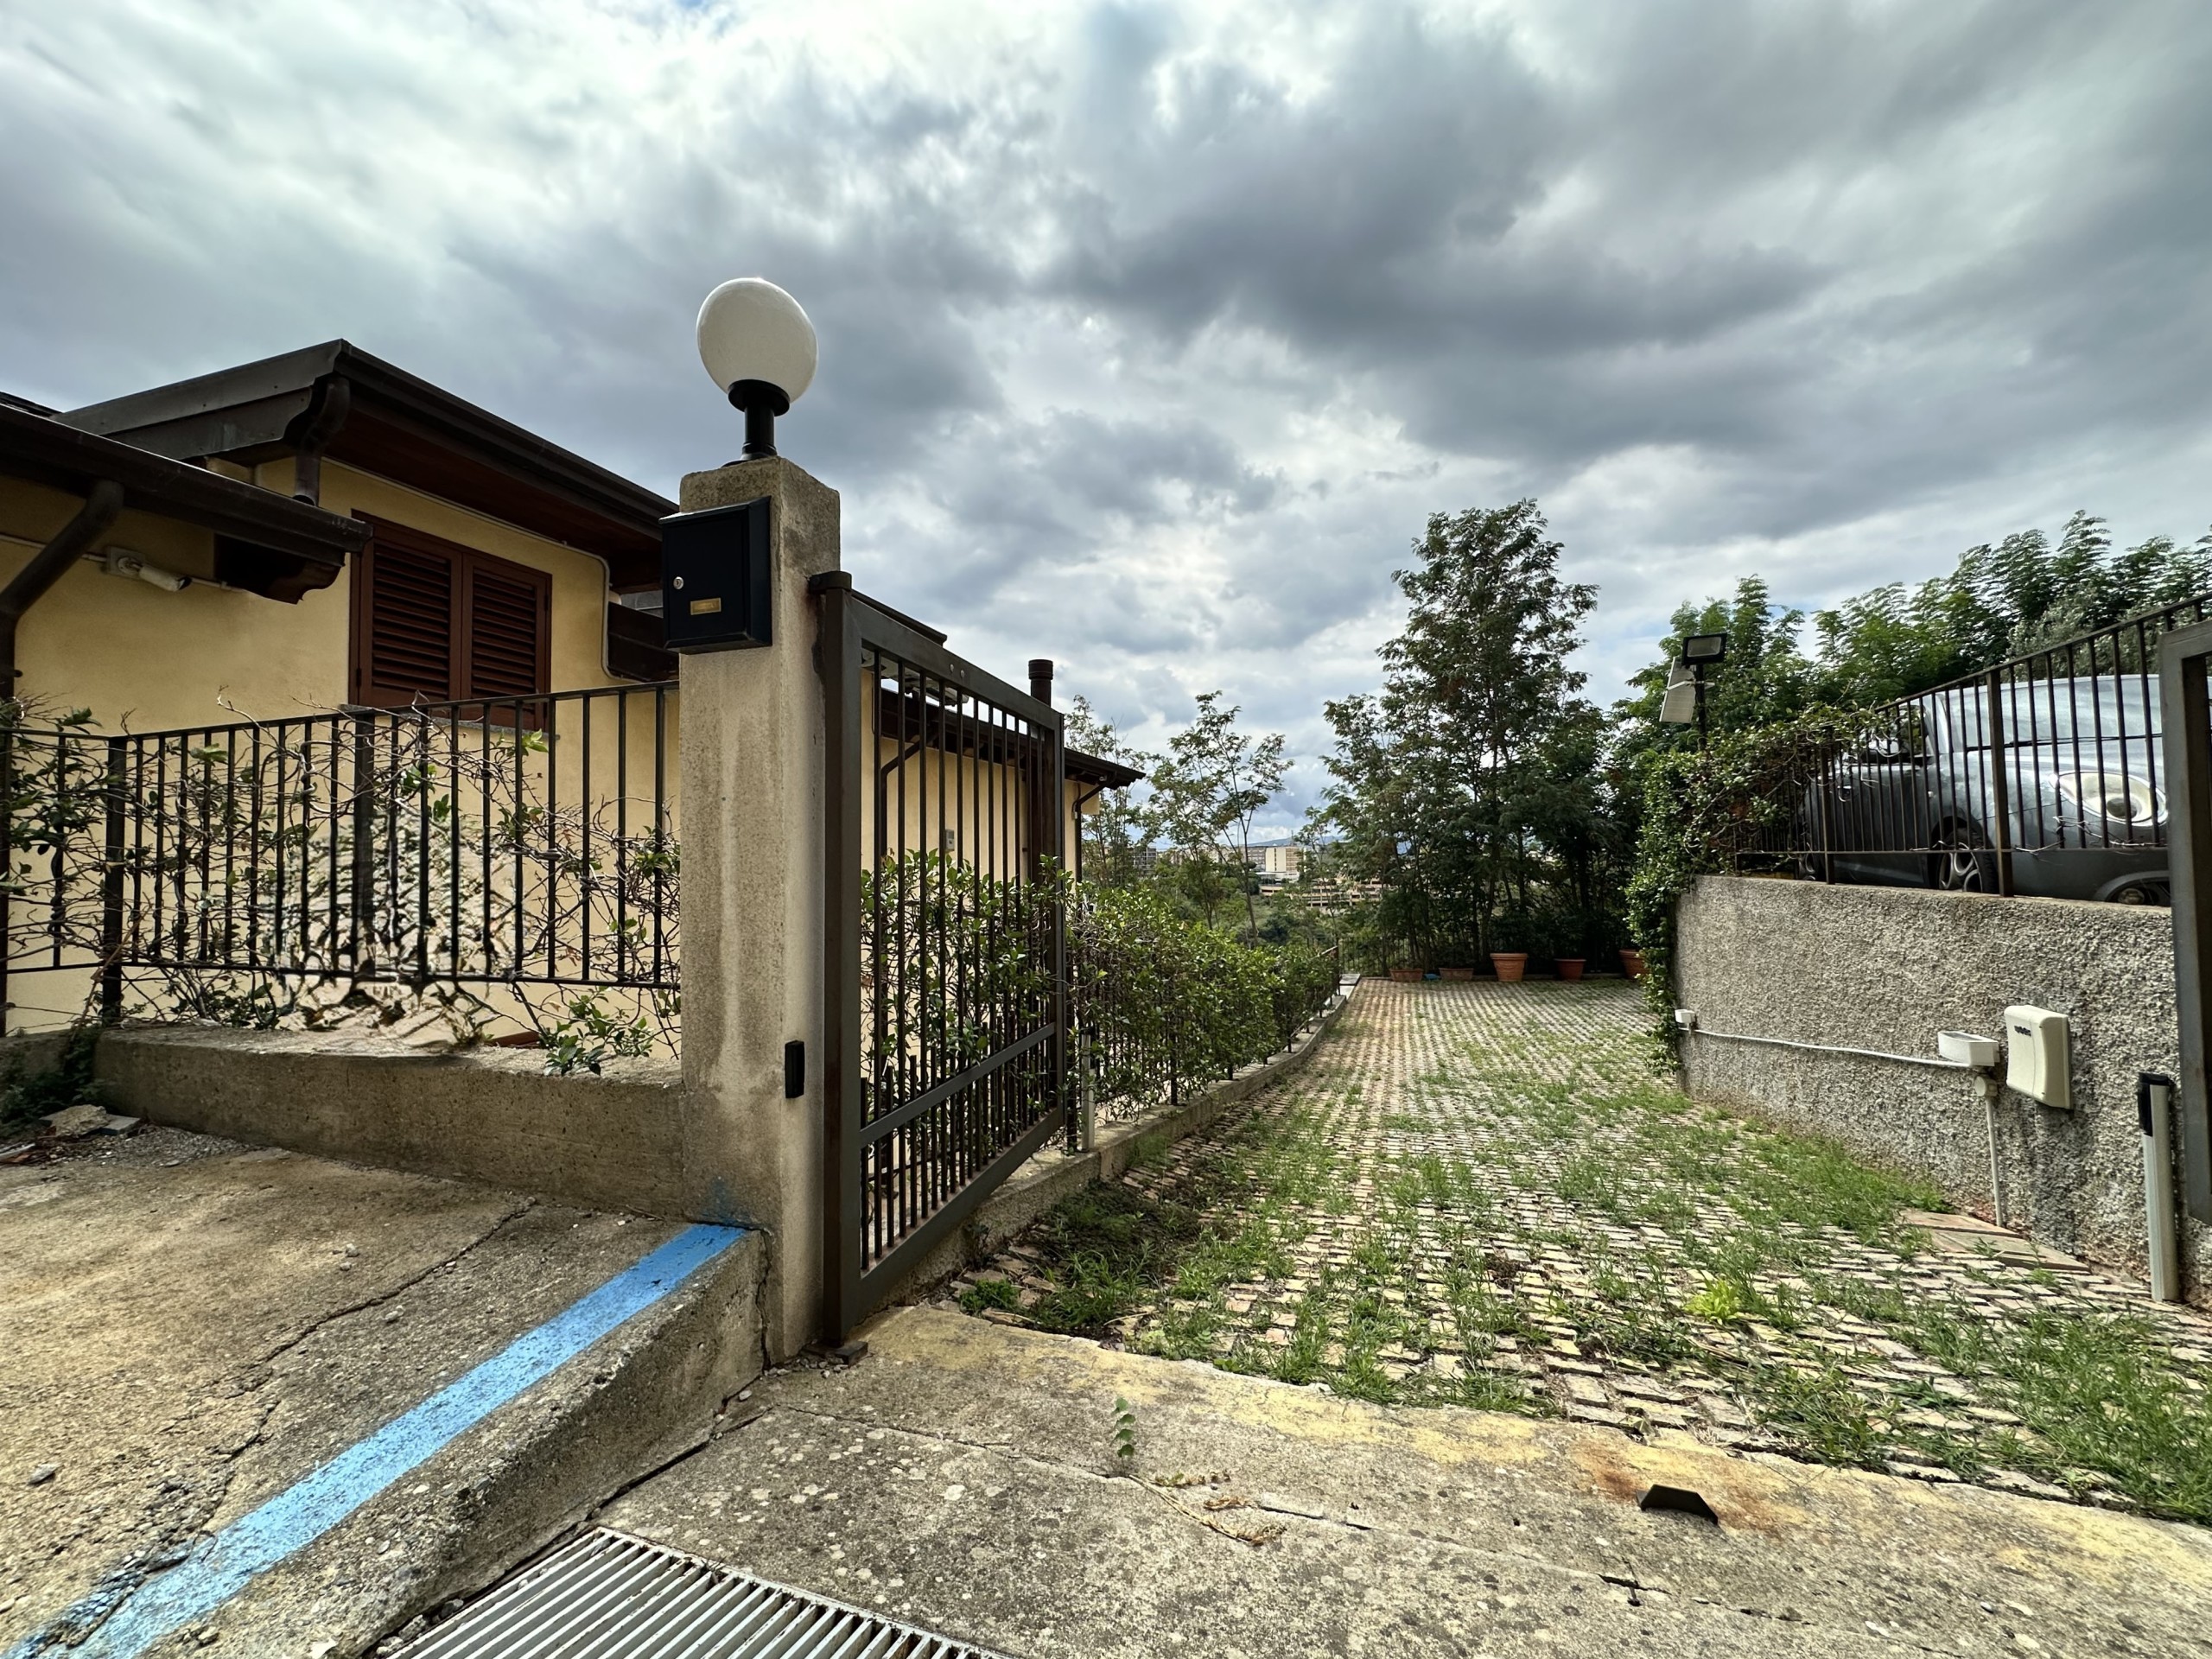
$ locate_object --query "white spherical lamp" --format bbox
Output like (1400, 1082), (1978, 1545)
(696, 278), (817, 460)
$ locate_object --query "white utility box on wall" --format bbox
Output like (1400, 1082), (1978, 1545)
(1938, 1031), (1999, 1069)
(2002, 1006), (2070, 1109)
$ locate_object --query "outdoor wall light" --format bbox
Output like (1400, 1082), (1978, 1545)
(696, 277), (818, 461)
(1680, 632), (1729, 665)
(1665, 632), (1730, 746)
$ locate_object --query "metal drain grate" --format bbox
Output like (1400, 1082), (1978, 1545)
(397, 1528), (1014, 1658)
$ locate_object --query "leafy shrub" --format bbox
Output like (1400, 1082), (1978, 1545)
(1071, 884), (1337, 1117)
(1625, 708), (1885, 1052)
(0, 1024), (105, 1135)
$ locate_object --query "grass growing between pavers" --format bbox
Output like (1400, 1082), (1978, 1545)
(950, 982), (2212, 1523)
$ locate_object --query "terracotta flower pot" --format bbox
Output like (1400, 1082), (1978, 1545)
(1440, 966), (1474, 982)
(1389, 967), (1422, 983)
(1619, 948), (1646, 979)
(1491, 952), (1529, 983)
(1556, 958), (1586, 982)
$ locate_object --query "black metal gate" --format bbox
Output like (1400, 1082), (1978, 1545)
(816, 574), (1067, 1338)
(2161, 619), (2212, 1225)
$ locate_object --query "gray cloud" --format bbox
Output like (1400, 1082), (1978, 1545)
(3, 0), (2210, 833)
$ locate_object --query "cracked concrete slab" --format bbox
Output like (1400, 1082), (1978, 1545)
(1, 1129), (766, 1658)
(599, 1306), (2212, 1658)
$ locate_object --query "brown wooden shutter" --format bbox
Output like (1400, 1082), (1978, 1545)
(351, 517), (550, 709)
(353, 535), (456, 705)
(461, 558), (550, 700)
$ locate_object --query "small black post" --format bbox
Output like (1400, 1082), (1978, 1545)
(1694, 663), (1710, 750)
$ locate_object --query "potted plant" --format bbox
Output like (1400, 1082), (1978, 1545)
(1547, 908), (1586, 981)
(1489, 906), (1532, 983)
(1389, 963), (1424, 984)
(1440, 964), (1475, 982)
(1619, 947), (1646, 978)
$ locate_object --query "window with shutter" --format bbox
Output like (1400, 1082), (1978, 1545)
(350, 518), (550, 711)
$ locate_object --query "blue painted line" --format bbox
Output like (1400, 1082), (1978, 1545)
(7, 1223), (745, 1659)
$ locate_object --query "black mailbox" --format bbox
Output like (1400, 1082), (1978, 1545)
(658, 496), (772, 652)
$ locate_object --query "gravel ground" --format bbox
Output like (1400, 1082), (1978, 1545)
(945, 979), (2212, 1522)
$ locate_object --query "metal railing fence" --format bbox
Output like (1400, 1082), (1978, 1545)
(1068, 904), (1338, 1122)
(1745, 595), (2210, 903)
(0, 682), (678, 1032)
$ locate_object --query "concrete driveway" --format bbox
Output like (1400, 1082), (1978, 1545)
(596, 1304), (2212, 1657)
(1, 1127), (760, 1658)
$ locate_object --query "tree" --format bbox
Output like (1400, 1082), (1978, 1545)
(1809, 513), (2212, 702)
(1141, 690), (1288, 942)
(1062, 695), (1153, 888)
(1315, 501), (1607, 968)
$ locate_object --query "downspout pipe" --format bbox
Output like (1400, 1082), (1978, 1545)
(0, 478), (124, 696)
(289, 375), (352, 506)
(0, 476), (123, 1038)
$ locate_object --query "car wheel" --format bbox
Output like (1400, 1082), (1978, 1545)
(1929, 823), (1988, 893)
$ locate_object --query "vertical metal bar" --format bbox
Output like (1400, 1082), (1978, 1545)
(100, 736), (125, 1022)
(513, 701), (526, 975)
(818, 575), (865, 1341)
(0, 718), (14, 1040)
(149, 734), (168, 962)
(582, 694), (594, 979)
(1985, 668), (2014, 896)
(616, 690), (630, 982)
(480, 703), (493, 976)
(653, 683), (666, 986)
(2139, 618), (2162, 832)
(1049, 709), (1071, 1151)
(219, 727), (237, 963)
(2159, 620), (2212, 1224)
(448, 708), (461, 979)
(351, 712), (377, 978)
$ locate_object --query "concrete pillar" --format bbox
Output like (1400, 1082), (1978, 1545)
(677, 456), (839, 1362)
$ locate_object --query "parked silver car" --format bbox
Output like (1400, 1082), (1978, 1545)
(1802, 677), (2170, 904)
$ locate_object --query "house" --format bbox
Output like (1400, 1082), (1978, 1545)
(0, 341), (676, 736)
(0, 343), (1135, 1033)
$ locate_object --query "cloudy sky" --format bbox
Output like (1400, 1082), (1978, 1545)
(5, 1), (2210, 831)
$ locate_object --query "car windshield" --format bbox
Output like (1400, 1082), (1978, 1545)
(1938, 678), (2162, 751)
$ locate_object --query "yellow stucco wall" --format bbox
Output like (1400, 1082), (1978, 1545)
(0, 458), (627, 735)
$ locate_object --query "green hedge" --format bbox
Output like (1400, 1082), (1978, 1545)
(1071, 884), (1337, 1117)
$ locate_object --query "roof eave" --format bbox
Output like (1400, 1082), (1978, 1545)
(0, 403), (366, 601)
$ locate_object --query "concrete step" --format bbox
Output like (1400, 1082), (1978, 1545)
(0, 1129), (766, 1659)
(593, 1305), (2212, 1658)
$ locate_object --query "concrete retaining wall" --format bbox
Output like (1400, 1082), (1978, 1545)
(1675, 874), (2208, 1306)
(41, 1026), (706, 1221)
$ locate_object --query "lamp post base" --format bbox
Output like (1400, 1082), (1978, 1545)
(728, 378), (791, 460)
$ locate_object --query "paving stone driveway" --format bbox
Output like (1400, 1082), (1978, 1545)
(945, 980), (2212, 1522)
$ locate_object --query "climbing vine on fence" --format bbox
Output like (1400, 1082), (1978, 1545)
(1625, 708), (1883, 1057)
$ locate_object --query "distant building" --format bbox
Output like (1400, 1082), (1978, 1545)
(1249, 842), (1302, 880)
